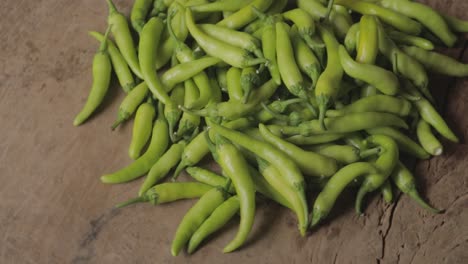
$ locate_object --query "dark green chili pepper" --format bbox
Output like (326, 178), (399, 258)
(128, 100), (156, 160)
(391, 162), (442, 213)
(315, 24), (344, 130)
(189, 0), (253, 12)
(171, 187), (229, 256)
(89, 31), (135, 93)
(115, 182), (213, 208)
(339, 45), (399, 95)
(101, 103), (169, 184)
(366, 126), (430, 159)
(216, 0), (273, 29)
(210, 134), (255, 253)
(74, 27), (112, 126)
(310, 162), (378, 227)
(131, 0), (153, 33)
(259, 124), (339, 177)
(186, 9), (266, 68)
(226, 67), (244, 101)
(381, 180), (393, 203)
(106, 0), (142, 79)
(380, 0), (457, 47)
(210, 122), (309, 235)
(241, 67), (260, 103)
(402, 45), (468, 77)
(417, 119), (443, 156)
(278, 112), (408, 136)
(111, 82), (149, 130)
(356, 15), (378, 64)
(291, 27), (321, 88)
(276, 22), (308, 100)
(139, 17), (173, 105)
(404, 81), (459, 143)
(138, 141), (186, 196)
(187, 196), (240, 254)
(176, 80), (201, 139)
(285, 133), (345, 146)
(442, 13), (468, 33)
(326, 95), (412, 117)
(334, 0), (422, 35)
(356, 135), (399, 214)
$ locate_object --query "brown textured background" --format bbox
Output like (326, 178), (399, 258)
(0, 0), (467, 263)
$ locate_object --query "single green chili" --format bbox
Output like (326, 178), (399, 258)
(74, 27), (112, 126)
(131, 0), (153, 33)
(391, 162), (442, 213)
(186, 167), (236, 193)
(381, 180), (393, 203)
(326, 95), (412, 117)
(386, 28), (435, 51)
(310, 162), (378, 226)
(241, 67), (260, 103)
(106, 0), (142, 79)
(101, 103), (169, 184)
(176, 80), (201, 139)
(128, 100), (156, 160)
(285, 133), (345, 146)
(416, 119), (443, 156)
(165, 84), (185, 142)
(116, 182), (213, 208)
(226, 67), (244, 101)
(309, 144), (381, 165)
(291, 27), (321, 88)
(111, 82), (149, 130)
(216, 0), (273, 29)
(188, 0), (253, 12)
(356, 15), (378, 64)
(442, 13), (468, 33)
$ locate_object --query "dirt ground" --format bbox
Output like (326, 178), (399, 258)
(0, 0), (467, 263)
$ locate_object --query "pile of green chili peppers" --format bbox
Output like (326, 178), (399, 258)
(74, 0), (468, 256)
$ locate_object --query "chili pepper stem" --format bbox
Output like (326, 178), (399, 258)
(359, 147), (381, 159)
(106, 0), (118, 14)
(408, 190), (443, 214)
(115, 196), (146, 208)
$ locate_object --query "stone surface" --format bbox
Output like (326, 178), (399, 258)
(0, 0), (467, 263)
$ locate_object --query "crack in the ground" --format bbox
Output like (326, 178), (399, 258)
(379, 194), (402, 261)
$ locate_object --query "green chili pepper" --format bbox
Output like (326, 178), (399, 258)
(416, 119), (443, 156)
(366, 126), (430, 159)
(216, 0), (273, 29)
(189, 0), (254, 12)
(309, 144), (381, 165)
(74, 27), (112, 126)
(241, 67), (260, 103)
(310, 162), (378, 226)
(386, 28), (435, 51)
(106, 0), (142, 79)
(176, 80), (201, 139)
(334, 0), (422, 35)
(165, 83), (185, 142)
(402, 45), (468, 77)
(442, 13), (468, 33)
(291, 27), (321, 88)
(315, 24), (344, 130)
(344, 23), (360, 53)
(247, 165), (292, 209)
(216, 67), (228, 92)
(210, 134), (256, 253)
(89, 31), (135, 93)
(279, 112), (408, 137)
(259, 124), (339, 177)
(130, 0), (153, 33)
(101, 103), (169, 184)
(356, 135), (399, 214)
(391, 162), (442, 213)
(339, 45), (399, 95)
(326, 95), (412, 117)
(139, 16), (173, 105)
(404, 80), (459, 143)
(276, 22), (308, 100)
(380, 0), (457, 47)
(171, 186), (229, 256)
(356, 15), (378, 64)
(186, 167), (236, 193)
(186, 9), (266, 68)
(226, 67), (244, 101)
(111, 82), (149, 130)
(285, 133), (345, 146)
(210, 123), (309, 235)
(282, 8), (321, 49)
(381, 180), (393, 203)
(116, 182), (213, 208)
(128, 100), (156, 160)
(187, 195), (240, 254)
